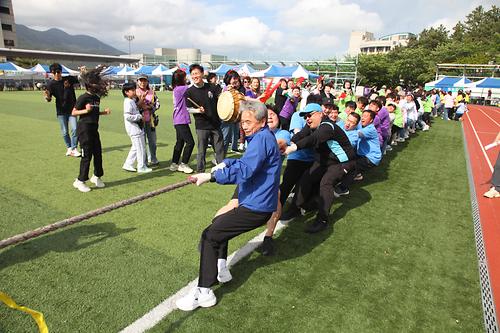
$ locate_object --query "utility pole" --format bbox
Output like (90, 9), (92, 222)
(124, 35), (135, 55)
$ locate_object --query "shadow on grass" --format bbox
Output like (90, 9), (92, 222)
(0, 222), (135, 271)
(160, 188), (372, 332)
(216, 187), (372, 300)
(102, 142), (169, 153)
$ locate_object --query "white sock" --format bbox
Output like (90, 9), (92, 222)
(198, 287), (211, 294)
(217, 259), (227, 272)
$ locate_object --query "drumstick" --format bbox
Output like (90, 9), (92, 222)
(187, 97), (201, 109)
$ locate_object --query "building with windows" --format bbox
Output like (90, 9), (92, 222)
(0, 0), (17, 55)
(348, 31), (415, 56)
(122, 48), (227, 66)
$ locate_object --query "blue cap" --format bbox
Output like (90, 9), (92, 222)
(299, 103), (322, 117)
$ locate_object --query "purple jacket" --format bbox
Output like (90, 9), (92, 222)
(173, 85), (190, 125)
(373, 115), (383, 146)
(378, 107), (391, 140)
(279, 97), (299, 119)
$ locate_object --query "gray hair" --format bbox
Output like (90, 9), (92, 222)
(239, 100), (268, 121)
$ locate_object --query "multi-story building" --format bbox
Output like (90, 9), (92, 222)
(348, 31), (415, 56)
(122, 48), (227, 67)
(0, 0), (17, 49)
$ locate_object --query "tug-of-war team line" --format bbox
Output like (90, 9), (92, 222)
(44, 63), (466, 311)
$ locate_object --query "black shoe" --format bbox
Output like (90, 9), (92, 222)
(261, 236), (275, 256)
(304, 220), (328, 233)
(333, 185), (349, 198)
(280, 206), (301, 222)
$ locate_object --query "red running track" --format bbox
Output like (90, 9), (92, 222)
(462, 104), (500, 324)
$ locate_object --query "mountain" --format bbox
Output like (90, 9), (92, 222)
(15, 24), (125, 56)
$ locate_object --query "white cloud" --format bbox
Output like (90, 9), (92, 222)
(190, 17), (283, 53)
(280, 0), (383, 33)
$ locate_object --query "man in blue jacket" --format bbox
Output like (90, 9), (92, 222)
(176, 100), (281, 311)
(335, 110), (381, 197)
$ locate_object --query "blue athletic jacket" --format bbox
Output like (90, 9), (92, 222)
(215, 125), (281, 213)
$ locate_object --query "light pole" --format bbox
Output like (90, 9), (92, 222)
(124, 35), (135, 55)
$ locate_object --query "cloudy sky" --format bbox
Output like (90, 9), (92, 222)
(14, 0), (497, 60)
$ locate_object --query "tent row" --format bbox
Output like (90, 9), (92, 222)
(0, 62), (80, 76)
(425, 76), (500, 90)
(1, 61), (320, 79)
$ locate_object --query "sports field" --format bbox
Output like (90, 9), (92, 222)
(0, 90), (484, 332)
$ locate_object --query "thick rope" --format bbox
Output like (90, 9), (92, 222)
(0, 179), (194, 250)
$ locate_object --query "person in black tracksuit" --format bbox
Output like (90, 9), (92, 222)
(71, 68), (111, 192)
(282, 103), (356, 233)
(185, 64), (224, 172)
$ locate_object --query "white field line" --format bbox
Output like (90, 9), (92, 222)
(465, 112), (494, 172)
(119, 220), (290, 333)
(477, 107), (500, 127)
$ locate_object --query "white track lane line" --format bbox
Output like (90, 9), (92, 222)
(119, 219), (291, 333)
(465, 112), (494, 172)
(477, 107), (500, 127)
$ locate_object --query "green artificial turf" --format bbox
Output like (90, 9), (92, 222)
(0, 91), (483, 332)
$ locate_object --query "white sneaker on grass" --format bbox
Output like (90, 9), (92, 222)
(176, 287), (217, 311)
(73, 179), (91, 192)
(217, 267), (232, 283)
(90, 175), (105, 188)
(122, 165), (136, 172)
(71, 148), (81, 157)
(169, 163), (179, 172)
(66, 147), (73, 156)
(137, 167), (153, 173)
(178, 163), (193, 174)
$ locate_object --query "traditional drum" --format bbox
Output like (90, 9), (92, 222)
(217, 88), (246, 122)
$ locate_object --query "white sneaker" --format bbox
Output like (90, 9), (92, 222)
(211, 159), (218, 166)
(123, 165), (136, 172)
(90, 175), (105, 188)
(137, 167), (153, 173)
(169, 163), (179, 172)
(66, 148), (72, 156)
(176, 287), (217, 311)
(73, 179), (91, 192)
(423, 124), (430, 131)
(178, 163), (193, 174)
(217, 267), (232, 283)
(71, 148), (81, 157)
(238, 143), (245, 151)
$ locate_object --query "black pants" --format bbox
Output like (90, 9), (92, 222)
(293, 161), (355, 222)
(195, 128), (225, 172)
(279, 116), (291, 131)
(77, 122), (103, 181)
(198, 206), (271, 288)
(172, 124), (195, 164)
(340, 156), (376, 189)
(422, 112), (431, 125)
(279, 159), (314, 206)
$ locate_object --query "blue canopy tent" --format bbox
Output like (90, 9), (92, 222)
(0, 62), (30, 72)
(432, 76), (472, 91)
(253, 65), (298, 78)
(475, 77), (500, 89)
(210, 64), (234, 75)
(101, 66), (123, 76)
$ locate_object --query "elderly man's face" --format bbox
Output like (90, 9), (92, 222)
(305, 111), (323, 129)
(241, 110), (266, 136)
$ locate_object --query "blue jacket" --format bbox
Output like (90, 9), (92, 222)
(215, 125), (281, 213)
(357, 124), (382, 165)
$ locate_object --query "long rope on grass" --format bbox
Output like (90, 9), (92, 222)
(0, 179), (194, 250)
